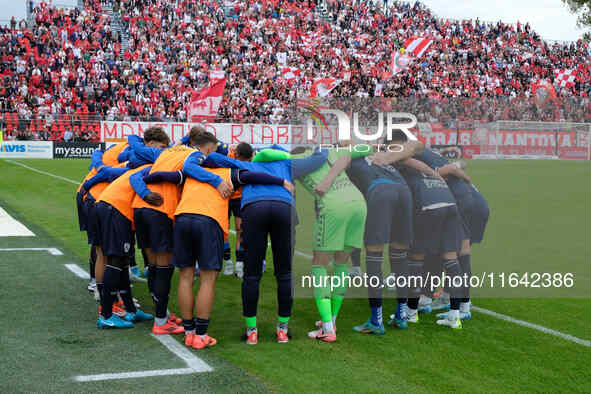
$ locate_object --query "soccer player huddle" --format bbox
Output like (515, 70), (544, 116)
(76, 125), (489, 350)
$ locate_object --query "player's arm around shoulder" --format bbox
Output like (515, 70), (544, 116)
(370, 140), (423, 166)
(314, 152), (352, 197)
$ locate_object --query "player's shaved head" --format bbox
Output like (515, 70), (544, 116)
(234, 142), (254, 161)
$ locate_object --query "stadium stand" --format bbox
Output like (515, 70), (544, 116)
(1, 0), (591, 141)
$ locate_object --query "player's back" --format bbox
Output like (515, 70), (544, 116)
(415, 148), (471, 196)
(132, 145), (195, 219)
(98, 164), (150, 221)
(240, 160), (293, 209)
(297, 150), (364, 204)
(346, 156), (407, 198)
(175, 167), (232, 236)
(398, 166), (456, 211)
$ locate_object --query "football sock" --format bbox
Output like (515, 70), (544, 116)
(147, 264), (157, 300)
(371, 305), (383, 326)
(245, 316), (257, 328)
(89, 246), (96, 279)
(312, 265), (332, 324)
(458, 254), (472, 303)
(154, 265), (175, 319)
(119, 266), (137, 313)
(236, 248), (245, 262)
(223, 242), (231, 261)
(331, 263), (348, 321)
(129, 250), (137, 267)
(278, 315), (289, 330)
(351, 248), (361, 268)
(96, 282), (104, 303)
(395, 301), (407, 320)
(101, 265), (121, 319)
(389, 247), (409, 299)
(442, 258), (463, 312)
(195, 317), (210, 336)
(366, 251), (383, 326)
(182, 319), (196, 334)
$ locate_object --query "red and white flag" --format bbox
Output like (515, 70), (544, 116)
(391, 51), (413, 76)
(374, 82), (383, 97)
(209, 69), (225, 85)
(403, 37), (433, 58)
(187, 77), (226, 121)
(532, 79), (557, 107)
(281, 67), (301, 82)
(553, 69), (577, 88)
(310, 78), (341, 98)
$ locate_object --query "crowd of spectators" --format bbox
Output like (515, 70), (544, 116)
(1, 0), (591, 141)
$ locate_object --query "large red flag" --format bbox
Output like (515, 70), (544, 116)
(310, 78), (341, 98)
(187, 77), (227, 121)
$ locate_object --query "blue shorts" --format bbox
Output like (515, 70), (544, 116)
(412, 205), (464, 255)
(172, 214), (223, 271)
(86, 198), (100, 246)
(94, 201), (135, 257)
(454, 185), (490, 244)
(76, 191), (91, 231)
(229, 198), (242, 218)
(364, 183), (413, 247)
(134, 208), (173, 253)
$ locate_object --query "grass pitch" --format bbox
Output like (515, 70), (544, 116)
(0, 158), (590, 393)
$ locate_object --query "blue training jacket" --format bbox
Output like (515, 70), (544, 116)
(203, 149), (328, 209)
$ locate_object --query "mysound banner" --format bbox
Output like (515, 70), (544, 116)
(53, 142), (106, 159)
(0, 141), (53, 158)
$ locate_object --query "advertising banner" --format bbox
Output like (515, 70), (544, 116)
(53, 142), (106, 159)
(0, 141), (53, 158)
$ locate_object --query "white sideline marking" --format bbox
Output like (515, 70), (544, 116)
(73, 335), (212, 382)
(471, 306), (591, 348)
(73, 368), (195, 382)
(64, 264), (90, 279)
(0, 247), (63, 255)
(151, 334), (213, 372)
(0, 206), (35, 236)
(5, 159), (79, 185)
(9, 161), (590, 348)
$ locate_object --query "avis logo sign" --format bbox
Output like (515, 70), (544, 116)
(0, 143), (26, 152)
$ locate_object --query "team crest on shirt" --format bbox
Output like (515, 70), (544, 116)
(124, 243), (130, 253)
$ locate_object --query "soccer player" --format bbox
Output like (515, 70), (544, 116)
(76, 149), (107, 293)
(373, 139), (467, 330)
(169, 133), (293, 349)
(224, 142), (255, 278)
(93, 128), (170, 328)
(128, 126), (231, 335)
(409, 144), (489, 320)
(317, 140), (423, 334)
(203, 146), (328, 344)
(290, 144), (370, 342)
(77, 140), (132, 296)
